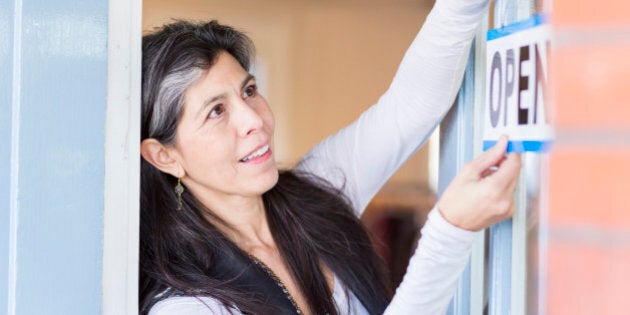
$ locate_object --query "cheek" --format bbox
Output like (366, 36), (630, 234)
(261, 104), (275, 132)
(266, 112), (275, 133)
(181, 136), (236, 177)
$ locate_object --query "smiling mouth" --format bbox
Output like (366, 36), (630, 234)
(239, 144), (270, 162)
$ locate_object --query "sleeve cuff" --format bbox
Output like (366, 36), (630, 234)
(419, 205), (477, 258)
(428, 205), (477, 241)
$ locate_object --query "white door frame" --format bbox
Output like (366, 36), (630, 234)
(103, 0), (142, 313)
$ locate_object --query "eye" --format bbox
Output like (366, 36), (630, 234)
(208, 104), (225, 119)
(243, 84), (258, 98)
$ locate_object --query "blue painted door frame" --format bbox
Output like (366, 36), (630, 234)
(440, 1), (541, 314)
(0, 0), (108, 314)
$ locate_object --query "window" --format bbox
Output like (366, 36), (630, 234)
(442, 1), (550, 314)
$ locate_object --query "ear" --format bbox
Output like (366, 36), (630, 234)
(141, 138), (184, 178)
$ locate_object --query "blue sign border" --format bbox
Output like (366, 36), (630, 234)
(487, 14), (548, 41)
(483, 140), (552, 153)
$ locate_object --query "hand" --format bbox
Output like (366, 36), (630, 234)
(438, 135), (522, 231)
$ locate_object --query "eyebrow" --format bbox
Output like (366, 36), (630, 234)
(196, 74), (256, 118)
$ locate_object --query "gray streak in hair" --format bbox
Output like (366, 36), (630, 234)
(149, 67), (203, 143)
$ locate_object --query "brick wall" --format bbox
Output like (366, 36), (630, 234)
(547, 0), (630, 314)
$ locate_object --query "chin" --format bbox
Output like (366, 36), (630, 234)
(254, 167), (279, 195)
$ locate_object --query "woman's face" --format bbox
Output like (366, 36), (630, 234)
(172, 52), (278, 206)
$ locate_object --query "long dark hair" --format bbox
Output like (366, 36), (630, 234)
(140, 20), (391, 314)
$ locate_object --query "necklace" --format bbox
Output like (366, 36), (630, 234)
(248, 254), (305, 315)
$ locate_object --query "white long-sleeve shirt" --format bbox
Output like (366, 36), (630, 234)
(150, 0), (487, 313)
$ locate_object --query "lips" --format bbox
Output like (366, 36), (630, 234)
(239, 144), (270, 163)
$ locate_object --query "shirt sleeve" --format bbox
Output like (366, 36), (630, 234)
(384, 207), (477, 315)
(295, 0), (489, 214)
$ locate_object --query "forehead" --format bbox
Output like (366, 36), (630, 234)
(185, 52), (248, 100)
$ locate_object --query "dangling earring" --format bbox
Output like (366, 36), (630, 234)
(174, 178), (184, 211)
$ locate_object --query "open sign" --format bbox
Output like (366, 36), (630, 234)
(483, 14), (553, 153)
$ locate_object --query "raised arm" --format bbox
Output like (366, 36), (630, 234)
(296, 0), (490, 214)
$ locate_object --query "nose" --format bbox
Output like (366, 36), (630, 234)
(233, 99), (264, 137)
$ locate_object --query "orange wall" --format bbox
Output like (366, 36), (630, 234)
(547, 0), (630, 314)
(143, 0), (435, 186)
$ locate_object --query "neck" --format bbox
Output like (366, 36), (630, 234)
(193, 190), (275, 251)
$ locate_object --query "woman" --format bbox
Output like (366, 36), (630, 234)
(140, 0), (522, 314)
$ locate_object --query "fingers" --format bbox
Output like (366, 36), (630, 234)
(490, 152), (522, 189)
(468, 135), (508, 177)
(479, 154), (506, 178)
